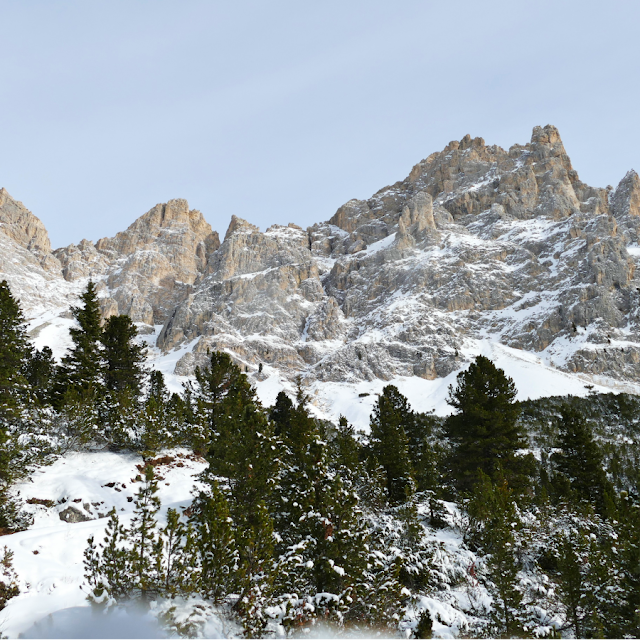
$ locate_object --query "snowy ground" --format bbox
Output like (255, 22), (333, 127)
(252, 338), (638, 431)
(1, 450), (208, 638)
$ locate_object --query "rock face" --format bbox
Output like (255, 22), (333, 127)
(2, 125), (640, 387)
(0, 188), (61, 273)
(53, 198), (220, 326)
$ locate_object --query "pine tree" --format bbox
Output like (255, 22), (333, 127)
(57, 281), (104, 399)
(552, 403), (611, 515)
(191, 351), (254, 455)
(101, 314), (145, 396)
(333, 414), (361, 473)
(84, 508), (133, 606)
(405, 411), (442, 493)
(140, 370), (172, 454)
(0, 547), (19, 612)
(0, 280), (32, 423)
(190, 351), (278, 620)
(0, 281), (32, 525)
(271, 389), (372, 630)
(605, 496), (640, 636)
(129, 464), (161, 603)
(24, 346), (56, 405)
(552, 523), (621, 638)
(465, 472), (526, 636)
(269, 390), (294, 438)
(190, 480), (238, 603)
(445, 356), (526, 493)
(369, 385), (414, 505)
(155, 508), (199, 598)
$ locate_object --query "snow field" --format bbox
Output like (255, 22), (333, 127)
(2, 450), (207, 638)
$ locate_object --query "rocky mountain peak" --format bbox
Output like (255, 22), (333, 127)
(611, 170), (640, 218)
(530, 123), (563, 147)
(224, 215), (260, 240)
(0, 187), (59, 272)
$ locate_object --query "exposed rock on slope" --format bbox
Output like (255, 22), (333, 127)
(0, 188), (61, 273)
(53, 198), (220, 326)
(2, 125), (640, 388)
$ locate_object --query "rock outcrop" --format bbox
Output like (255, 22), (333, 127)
(0, 188), (61, 273)
(54, 198), (220, 326)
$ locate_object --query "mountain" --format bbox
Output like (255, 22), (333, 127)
(2, 125), (640, 422)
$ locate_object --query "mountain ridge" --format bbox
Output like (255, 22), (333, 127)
(2, 125), (640, 398)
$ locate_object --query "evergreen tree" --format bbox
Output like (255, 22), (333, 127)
(101, 314), (145, 396)
(56, 386), (104, 448)
(24, 346), (56, 405)
(0, 547), (20, 612)
(190, 480), (238, 603)
(552, 403), (611, 515)
(190, 351), (278, 620)
(607, 496), (640, 636)
(405, 410), (442, 494)
(445, 356), (527, 493)
(155, 508), (199, 598)
(369, 385), (414, 505)
(271, 388), (373, 631)
(269, 391), (294, 438)
(129, 464), (161, 603)
(57, 281), (104, 398)
(0, 280), (32, 422)
(550, 522), (621, 638)
(191, 351), (254, 455)
(333, 415), (361, 473)
(84, 509), (134, 606)
(139, 370), (172, 454)
(0, 281), (32, 524)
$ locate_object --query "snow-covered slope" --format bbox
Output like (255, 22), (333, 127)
(1, 451), (209, 638)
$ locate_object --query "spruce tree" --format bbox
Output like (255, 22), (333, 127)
(445, 356), (526, 493)
(369, 385), (414, 505)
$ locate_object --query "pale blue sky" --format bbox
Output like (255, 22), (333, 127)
(1, 0), (639, 248)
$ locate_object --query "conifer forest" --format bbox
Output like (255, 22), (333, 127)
(1, 278), (640, 638)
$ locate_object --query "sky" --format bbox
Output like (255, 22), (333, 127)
(1, 0), (639, 249)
